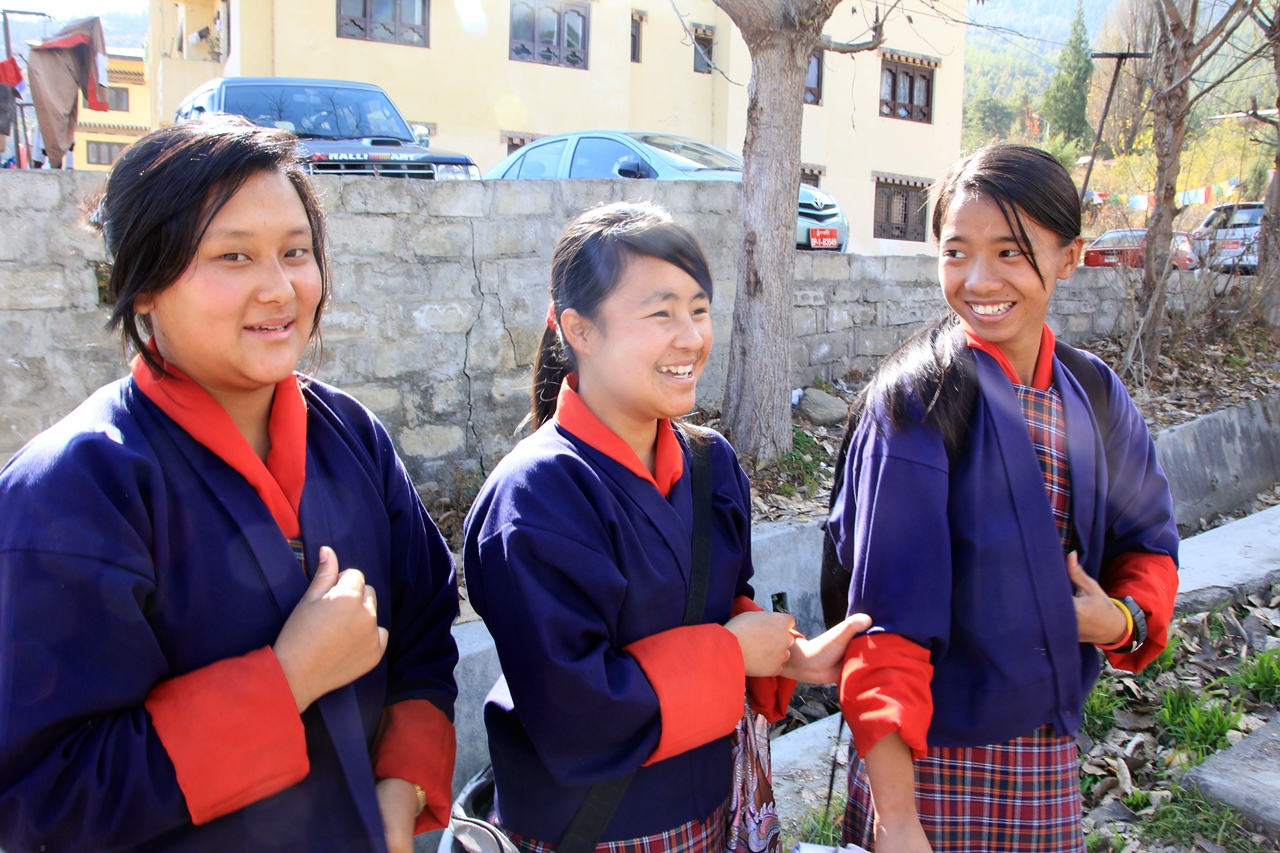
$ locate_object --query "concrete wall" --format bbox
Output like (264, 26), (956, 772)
(0, 169), (1143, 498)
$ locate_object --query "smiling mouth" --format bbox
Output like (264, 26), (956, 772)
(247, 321), (293, 332)
(658, 364), (695, 377)
(970, 302), (1014, 317)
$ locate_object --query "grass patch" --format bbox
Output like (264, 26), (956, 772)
(1137, 634), (1180, 683)
(1083, 678), (1125, 740)
(784, 794), (846, 848)
(811, 375), (835, 394)
(1156, 686), (1242, 760)
(1226, 648), (1280, 705)
(772, 427), (830, 495)
(1143, 786), (1269, 853)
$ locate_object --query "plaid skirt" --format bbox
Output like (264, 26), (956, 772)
(843, 725), (1084, 853)
(498, 799), (729, 853)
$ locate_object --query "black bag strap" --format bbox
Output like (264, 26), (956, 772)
(558, 437), (714, 853)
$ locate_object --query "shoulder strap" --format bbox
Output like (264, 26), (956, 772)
(1053, 341), (1111, 441)
(558, 436), (714, 853)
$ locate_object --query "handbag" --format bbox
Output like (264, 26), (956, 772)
(725, 699), (781, 853)
(446, 438), (716, 853)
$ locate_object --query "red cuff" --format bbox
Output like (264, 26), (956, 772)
(1100, 552), (1179, 673)
(371, 699), (457, 834)
(731, 595), (800, 722)
(839, 632), (933, 760)
(145, 647), (308, 825)
(626, 624), (745, 765)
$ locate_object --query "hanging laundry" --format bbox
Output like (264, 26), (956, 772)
(27, 17), (108, 168)
(1128, 195), (1149, 210)
(0, 56), (22, 88)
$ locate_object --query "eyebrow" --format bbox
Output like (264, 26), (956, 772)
(638, 288), (709, 306)
(207, 225), (312, 239)
(941, 233), (1020, 244)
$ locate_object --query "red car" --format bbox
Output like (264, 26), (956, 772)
(1083, 229), (1199, 270)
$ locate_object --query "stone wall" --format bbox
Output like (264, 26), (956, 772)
(1, 170), (1141, 496)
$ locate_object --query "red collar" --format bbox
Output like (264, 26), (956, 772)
(964, 324), (1056, 391)
(553, 375), (684, 498)
(130, 344), (308, 539)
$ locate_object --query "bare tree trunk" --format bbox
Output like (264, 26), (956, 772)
(718, 34), (810, 463)
(712, 0), (885, 463)
(1257, 13), (1280, 323)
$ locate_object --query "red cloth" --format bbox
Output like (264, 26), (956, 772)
(0, 57), (22, 87)
(131, 346), (308, 539)
(964, 324), (1056, 391)
(553, 374), (684, 497)
(1099, 552), (1179, 672)
(625, 624), (745, 765)
(371, 700), (457, 834)
(839, 632), (934, 760)
(731, 596), (799, 722)
(144, 647), (309, 825)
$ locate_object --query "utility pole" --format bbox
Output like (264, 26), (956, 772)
(2, 9), (51, 168)
(1079, 50), (1152, 202)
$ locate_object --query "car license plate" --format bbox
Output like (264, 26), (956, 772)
(810, 227), (839, 249)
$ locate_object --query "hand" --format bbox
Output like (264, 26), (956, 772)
(376, 778), (418, 853)
(274, 546), (389, 712)
(724, 610), (796, 677)
(873, 815), (933, 853)
(781, 613), (872, 683)
(1066, 551), (1128, 645)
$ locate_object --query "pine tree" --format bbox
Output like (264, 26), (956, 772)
(1040, 0), (1094, 146)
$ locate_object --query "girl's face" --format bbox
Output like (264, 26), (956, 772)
(562, 254), (713, 426)
(136, 170), (322, 399)
(938, 190), (1082, 353)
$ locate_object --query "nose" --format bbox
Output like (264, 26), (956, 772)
(963, 254), (1006, 296)
(257, 257), (296, 304)
(672, 310), (707, 352)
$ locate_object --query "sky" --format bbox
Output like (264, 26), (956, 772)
(27, 0), (146, 19)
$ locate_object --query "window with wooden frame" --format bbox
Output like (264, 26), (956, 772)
(501, 130), (545, 155)
(631, 10), (645, 63)
(83, 87), (130, 111)
(86, 141), (130, 166)
(510, 1), (590, 69)
(692, 24), (714, 73)
(800, 164), (825, 188)
(804, 50), (823, 105)
(337, 0), (429, 47)
(874, 179), (929, 242)
(879, 58), (932, 123)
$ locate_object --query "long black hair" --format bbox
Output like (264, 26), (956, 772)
(87, 116), (331, 374)
(820, 144), (1082, 629)
(530, 202), (713, 429)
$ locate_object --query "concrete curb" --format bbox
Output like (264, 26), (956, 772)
(1184, 717), (1280, 836)
(1176, 503), (1280, 613)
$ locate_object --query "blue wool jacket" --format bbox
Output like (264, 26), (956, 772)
(463, 424), (753, 843)
(828, 349), (1179, 746)
(0, 378), (458, 853)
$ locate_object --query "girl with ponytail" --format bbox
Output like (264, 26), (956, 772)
(826, 145), (1179, 853)
(465, 202), (867, 853)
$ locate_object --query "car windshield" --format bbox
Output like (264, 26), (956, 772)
(626, 133), (742, 172)
(222, 84), (413, 141)
(1228, 206), (1264, 228)
(1091, 230), (1144, 248)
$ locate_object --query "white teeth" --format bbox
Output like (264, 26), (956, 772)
(659, 365), (694, 376)
(972, 302), (1014, 316)
(251, 324), (288, 331)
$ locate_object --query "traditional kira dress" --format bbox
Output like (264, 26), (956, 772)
(464, 376), (794, 853)
(830, 325), (1180, 853)
(0, 351), (458, 853)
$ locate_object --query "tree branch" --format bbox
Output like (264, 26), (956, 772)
(1186, 0), (1258, 63)
(819, 0), (900, 54)
(1183, 36), (1270, 107)
(1249, 94), (1280, 126)
(1164, 7), (1260, 95)
(669, 0), (744, 85)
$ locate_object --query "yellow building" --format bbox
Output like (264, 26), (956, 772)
(148, 0), (965, 255)
(73, 48), (154, 170)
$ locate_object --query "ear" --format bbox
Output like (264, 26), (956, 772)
(1055, 236), (1086, 282)
(133, 292), (155, 315)
(558, 308), (594, 357)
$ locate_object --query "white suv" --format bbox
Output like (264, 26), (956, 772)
(1192, 202), (1263, 275)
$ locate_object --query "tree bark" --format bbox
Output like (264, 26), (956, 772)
(717, 28), (812, 463)
(1257, 10), (1280, 323)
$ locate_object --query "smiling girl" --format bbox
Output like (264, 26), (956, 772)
(463, 203), (866, 853)
(825, 146), (1179, 852)
(0, 119), (458, 853)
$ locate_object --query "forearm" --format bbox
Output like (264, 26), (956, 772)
(863, 732), (919, 825)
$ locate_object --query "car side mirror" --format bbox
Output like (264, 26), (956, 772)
(617, 159), (652, 180)
(412, 125), (431, 147)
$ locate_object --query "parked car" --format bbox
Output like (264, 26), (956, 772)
(1082, 229), (1199, 270)
(484, 131), (849, 251)
(1191, 202), (1263, 274)
(175, 78), (480, 180)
